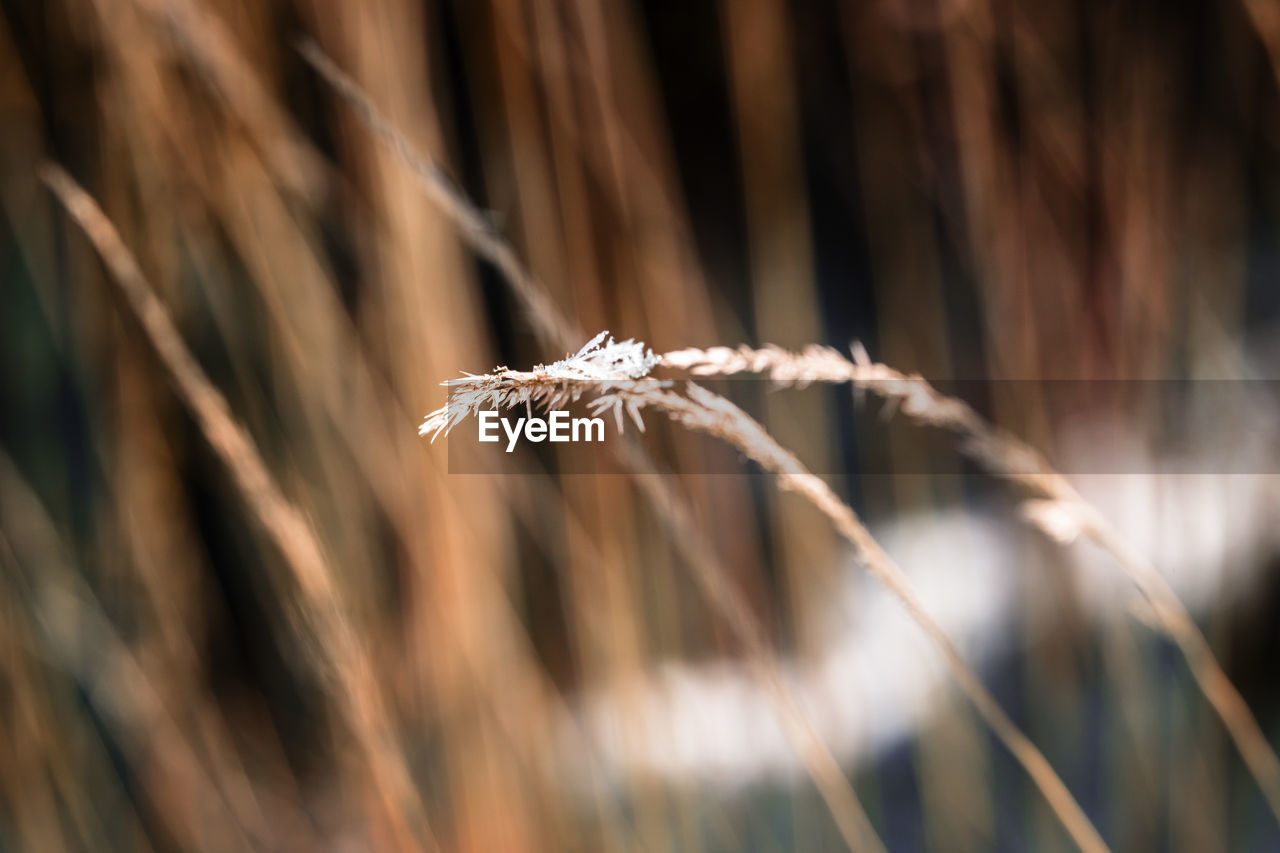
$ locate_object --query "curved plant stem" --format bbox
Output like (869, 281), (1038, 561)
(664, 342), (1280, 825)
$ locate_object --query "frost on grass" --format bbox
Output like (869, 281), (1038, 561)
(542, 330), (661, 381)
(419, 332), (664, 440)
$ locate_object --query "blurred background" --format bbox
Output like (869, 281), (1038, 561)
(4, 0), (1280, 849)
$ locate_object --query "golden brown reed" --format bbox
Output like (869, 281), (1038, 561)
(40, 164), (433, 853)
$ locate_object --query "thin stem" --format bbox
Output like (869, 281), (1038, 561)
(425, 367), (1111, 852)
(663, 343), (1280, 824)
(302, 41), (886, 852)
(41, 163), (433, 853)
(645, 385), (1109, 853)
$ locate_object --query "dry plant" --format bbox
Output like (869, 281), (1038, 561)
(662, 343), (1280, 823)
(41, 152), (891, 852)
(296, 38), (580, 352)
(421, 339), (1109, 853)
(39, 164), (433, 853)
(307, 40), (1109, 851)
(12, 1), (1280, 850)
(303, 40), (888, 853)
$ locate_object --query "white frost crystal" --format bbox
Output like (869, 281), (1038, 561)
(419, 332), (662, 441)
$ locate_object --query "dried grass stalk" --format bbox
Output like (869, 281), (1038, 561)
(663, 343), (1280, 824)
(40, 164), (433, 853)
(303, 41), (887, 852)
(296, 38), (580, 352)
(425, 347), (1109, 853)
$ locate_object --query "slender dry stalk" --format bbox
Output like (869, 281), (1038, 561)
(649, 386), (1108, 853)
(39, 163), (433, 853)
(663, 343), (1280, 824)
(612, 441), (884, 853)
(296, 38), (579, 352)
(424, 339), (886, 849)
(107, 16), (652, 846)
(317, 28), (1093, 829)
(425, 356), (1110, 853)
(302, 40), (886, 852)
(103, 20), (563, 842)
